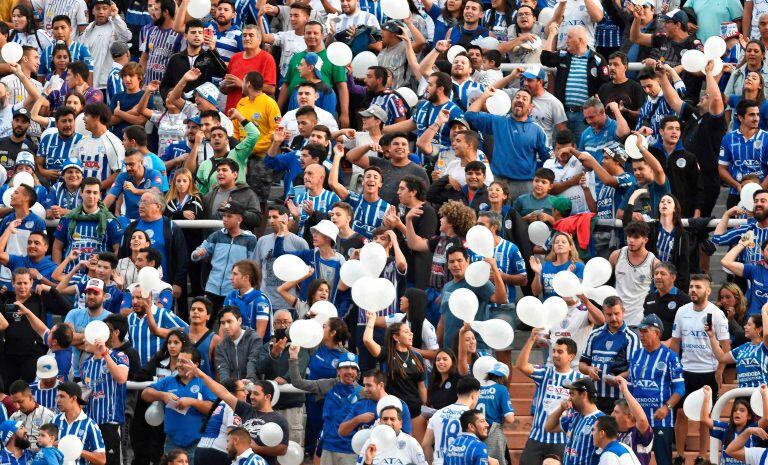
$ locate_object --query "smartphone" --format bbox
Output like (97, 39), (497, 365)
(274, 328), (289, 341)
(706, 313), (713, 329)
(204, 27), (214, 39)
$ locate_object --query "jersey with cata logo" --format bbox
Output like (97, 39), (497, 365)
(427, 403), (469, 465)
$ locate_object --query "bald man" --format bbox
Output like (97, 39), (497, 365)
(289, 163), (341, 236)
(254, 309), (310, 445)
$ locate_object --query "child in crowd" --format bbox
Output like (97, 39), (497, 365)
(513, 168), (558, 222)
(476, 50), (504, 87)
(31, 424), (64, 465)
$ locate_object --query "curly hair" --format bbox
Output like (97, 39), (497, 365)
(438, 200), (476, 238)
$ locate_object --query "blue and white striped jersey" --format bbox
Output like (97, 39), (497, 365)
(198, 402), (235, 451)
(52, 410), (105, 465)
(53, 217), (124, 273)
(628, 345), (685, 428)
(223, 288), (272, 338)
(346, 192), (389, 239)
(80, 350), (129, 424)
(29, 381), (59, 412)
(412, 100), (463, 149)
(37, 132), (83, 171)
(292, 188), (341, 236)
(580, 323), (640, 398)
(656, 228), (675, 262)
(232, 0), (270, 31)
(140, 26), (184, 84)
(427, 403), (469, 465)
(0, 448), (32, 465)
(730, 342), (768, 388)
(528, 366), (580, 444)
(47, 182), (82, 211)
(128, 307), (188, 366)
(39, 42), (93, 76)
(235, 451), (269, 465)
(469, 238), (526, 304)
(105, 63), (125, 107)
(564, 55), (589, 108)
(596, 172), (634, 220)
(73, 132), (125, 182)
(370, 91), (409, 125)
(207, 23), (243, 66)
(444, 433), (489, 465)
(719, 129), (768, 194)
(452, 80), (485, 111)
(359, 0), (387, 25)
(635, 82), (686, 145)
(561, 410), (605, 465)
(712, 222), (768, 265)
(597, 440), (641, 465)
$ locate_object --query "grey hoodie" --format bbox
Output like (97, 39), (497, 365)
(215, 327), (262, 381)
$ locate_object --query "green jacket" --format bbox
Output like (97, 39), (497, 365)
(195, 121), (260, 195)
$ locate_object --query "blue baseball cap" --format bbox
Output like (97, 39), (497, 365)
(0, 421), (21, 446)
(522, 66), (546, 80)
(488, 362), (509, 377)
(185, 115), (202, 125)
(302, 52), (324, 81)
(334, 352), (359, 370)
(638, 314), (664, 332)
(62, 157), (84, 173)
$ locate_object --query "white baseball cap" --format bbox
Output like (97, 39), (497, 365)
(36, 355), (58, 379)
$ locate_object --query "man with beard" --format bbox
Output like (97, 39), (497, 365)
(0, 108), (37, 178)
(184, 360), (289, 465)
(442, 409), (496, 465)
(172, 0), (243, 67)
(333, 0), (381, 52)
(35, 108), (81, 183)
(465, 87), (550, 201)
(160, 19), (227, 99)
(643, 262), (691, 339)
(420, 45), (483, 111)
(609, 222), (659, 326)
(719, 100), (768, 208)
(364, 66), (407, 125)
(226, 428), (268, 465)
(127, 285), (187, 367)
(384, 72), (463, 157)
(0, 421), (34, 464)
(544, 378), (605, 465)
(446, 0), (488, 46)
(597, 52), (645, 128)
(669, 275), (730, 465)
(715, 190), (768, 266)
(139, 0), (184, 86)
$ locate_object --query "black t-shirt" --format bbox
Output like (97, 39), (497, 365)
(401, 202), (438, 289)
(650, 34), (701, 68)
(376, 346), (426, 417)
(4, 294), (46, 357)
(336, 232), (366, 259)
(0, 136), (37, 179)
(597, 80), (647, 128)
(643, 289), (691, 340)
(427, 235), (464, 290)
(427, 372), (460, 410)
(680, 102), (727, 187)
(233, 401), (290, 465)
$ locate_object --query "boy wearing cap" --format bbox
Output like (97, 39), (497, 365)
(52, 382), (107, 465)
(29, 356), (63, 410)
(79, 0), (132, 92)
(46, 158), (84, 216)
(192, 200), (258, 308)
(36, 109), (83, 184)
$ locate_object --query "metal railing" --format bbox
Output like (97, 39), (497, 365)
(500, 62), (647, 72)
(44, 219), (225, 229)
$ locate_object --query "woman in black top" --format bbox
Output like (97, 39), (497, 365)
(1, 268), (46, 382)
(426, 348), (460, 411)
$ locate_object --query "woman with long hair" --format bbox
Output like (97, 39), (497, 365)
(277, 270), (330, 319)
(165, 168), (204, 296)
(623, 193), (691, 291)
(701, 388), (758, 465)
(223, 260), (271, 339)
(482, 0), (514, 40)
(363, 312), (427, 418)
(529, 231), (585, 299)
(9, 4), (53, 54)
(116, 229), (154, 287)
(369, 288), (438, 361)
(725, 40), (768, 97)
(46, 42), (71, 81)
(707, 313), (765, 388)
(727, 71), (768, 130)
(426, 349), (460, 410)
(159, 450), (189, 465)
(421, 0), (463, 46)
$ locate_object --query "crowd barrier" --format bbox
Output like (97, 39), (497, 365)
(500, 62), (648, 72)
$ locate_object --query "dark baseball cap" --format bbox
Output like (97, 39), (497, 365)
(12, 108), (30, 121)
(382, 20), (404, 33)
(661, 9), (688, 27)
(58, 381), (86, 405)
(110, 42), (130, 58)
(219, 201), (246, 216)
(563, 377), (597, 396)
(638, 314), (664, 332)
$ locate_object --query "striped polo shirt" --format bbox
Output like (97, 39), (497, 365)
(528, 366), (580, 444)
(564, 54), (589, 108)
(52, 410), (105, 465)
(80, 350), (129, 424)
(346, 192), (389, 239)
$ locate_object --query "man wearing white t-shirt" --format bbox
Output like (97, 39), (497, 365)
(669, 274), (730, 465)
(360, 405), (428, 465)
(282, 85), (338, 144)
(543, 131), (594, 214)
(422, 376), (480, 465)
(552, 0), (604, 49)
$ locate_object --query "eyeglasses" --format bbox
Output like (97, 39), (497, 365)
(517, 12), (532, 17)
(139, 200), (159, 206)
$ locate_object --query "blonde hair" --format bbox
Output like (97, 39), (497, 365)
(165, 169), (199, 203)
(718, 283), (747, 324)
(545, 231), (582, 263)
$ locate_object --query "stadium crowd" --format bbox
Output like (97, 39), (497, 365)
(4, 0), (768, 464)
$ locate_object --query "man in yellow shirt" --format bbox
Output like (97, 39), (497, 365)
(234, 71), (281, 157)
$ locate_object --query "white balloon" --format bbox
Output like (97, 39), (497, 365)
(369, 424), (397, 450)
(187, 0), (211, 18)
(537, 7), (555, 26)
(470, 319), (514, 350)
(351, 429), (372, 455)
(144, 400), (165, 426)
(327, 42), (353, 67)
(446, 45), (466, 63)
(465, 261), (491, 287)
(289, 319), (324, 348)
(466, 225), (495, 258)
(84, 320), (110, 345)
(740, 183), (762, 211)
(138, 266), (161, 298)
(352, 51), (378, 79)
(584, 285), (617, 307)
(0, 166), (7, 187)
(269, 380), (280, 406)
(704, 36), (727, 60)
(472, 355), (497, 386)
(528, 221), (550, 247)
(682, 387), (711, 422)
(2, 187), (15, 208)
(624, 133), (648, 160)
(396, 87), (418, 108)
(1, 43), (23, 64)
(340, 260), (368, 287)
(277, 441), (303, 465)
(259, 422), (284, 447)
(552, 271), (583, 298)
(352, 277), (397, 312)
(582, 257), (613, 288)
(472, 36), (499, 50)
(13, 172), (34, 188)
(486, 90), (512, 115)
(360, 242), (388, 277)
(273, 255), (310, 282)
(516, 295), (546, 328)
(381, 0), (409, 19)
(309, 300), (338, 324)
(58, 435), (84, 462)
(75, 113), (90, 136)
(710, 57), (724, 77)
(751, 388), (764, 417)
(681, 49), (706, 73)
(376, 395), (402, 416)
(30, 202), (45, 220)
(448, 288), (479, 322)
(543, 296), (568, 328)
